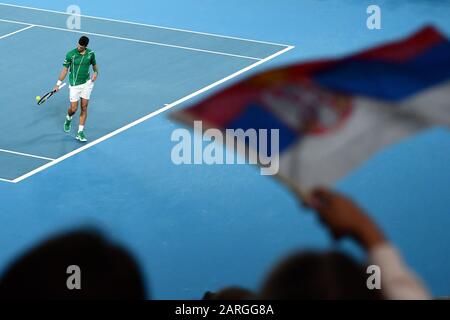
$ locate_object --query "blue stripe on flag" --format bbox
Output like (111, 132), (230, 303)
(227, 103), (297, 155)
(314, 41), (450, 101)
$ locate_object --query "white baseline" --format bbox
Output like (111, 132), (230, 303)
(0, 148), (55, 161)
(0, 18), (262, 60)
(0, 24), (34, 39)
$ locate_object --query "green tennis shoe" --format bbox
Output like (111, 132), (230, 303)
(63, 119), (71, 133)
(76, 131), (87, 142)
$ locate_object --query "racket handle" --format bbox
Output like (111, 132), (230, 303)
(59, 82), (67, 90)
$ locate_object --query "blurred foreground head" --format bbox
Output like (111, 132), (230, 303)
(0, 230), (146, 299)
(203, 287), (256, 300)
(260, 250), (383, 300)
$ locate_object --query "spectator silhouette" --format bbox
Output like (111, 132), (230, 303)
(0, 229), (146, 300)
(260, 250), (382, 300)
(203, 286), (256, 300)
(259, 188), (430, 300)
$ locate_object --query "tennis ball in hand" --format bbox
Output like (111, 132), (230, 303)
(36, 96), (41, 101)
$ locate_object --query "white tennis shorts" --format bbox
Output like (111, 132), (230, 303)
(69, 80), (94, 102)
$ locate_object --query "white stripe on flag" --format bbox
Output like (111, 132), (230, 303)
(279, 79), (450, 192)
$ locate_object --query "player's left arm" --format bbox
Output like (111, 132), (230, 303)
(92, 64), (99, 82)
(91, 51), (98, 82)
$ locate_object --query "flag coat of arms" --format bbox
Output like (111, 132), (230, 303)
(171, 26), (450, 195)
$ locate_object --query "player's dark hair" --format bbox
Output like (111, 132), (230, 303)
(79, 36), (89, 47)
(0, 229), (147, 299)
(260, 250), (384, 300)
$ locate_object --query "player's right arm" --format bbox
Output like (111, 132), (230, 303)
(53, 67), (68, 92)
(53, 52), (71, 92)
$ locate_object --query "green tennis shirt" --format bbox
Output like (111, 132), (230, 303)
(63, 48), (97, 86)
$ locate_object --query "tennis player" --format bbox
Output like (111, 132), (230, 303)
(53, 36), (98, 142)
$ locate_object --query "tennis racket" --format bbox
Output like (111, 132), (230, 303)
(37, 82), (66, 105)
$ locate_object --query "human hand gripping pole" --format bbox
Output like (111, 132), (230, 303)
(304, 188), (386, 250)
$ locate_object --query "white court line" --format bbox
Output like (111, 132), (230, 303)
(0, 177), (14, 183)
(0, 2), (291, 47)
(11, 45), (295, 183)
(0, 24), (34, 39)
(0, 148), (55, 161)
(0, 18), (262, 60)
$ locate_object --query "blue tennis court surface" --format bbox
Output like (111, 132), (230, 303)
(0, 3), (292, 183)
(1, 0), (450, 300)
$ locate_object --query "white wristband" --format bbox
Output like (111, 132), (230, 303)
(56, 80), (62, 86)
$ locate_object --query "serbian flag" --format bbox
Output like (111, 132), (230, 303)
(170, 26), (450, 194)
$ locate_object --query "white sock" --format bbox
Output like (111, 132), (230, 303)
(66, 114), (72, 121)
(78, 125), (84, 133)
